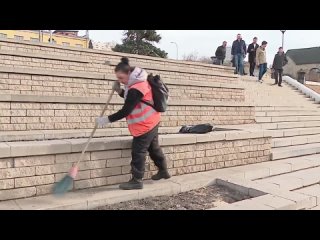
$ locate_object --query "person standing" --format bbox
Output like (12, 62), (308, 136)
(215, 41), (227, 65)
(272, 47), (288, 87)
(96, 57), (170, 190)
(256, 41), (268, 83)
(231, 34), (247, 75)
(247, 37), (259, 76)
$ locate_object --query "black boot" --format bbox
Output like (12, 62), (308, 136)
(119, 177), (143, 190)
(151, 170), (171, 181)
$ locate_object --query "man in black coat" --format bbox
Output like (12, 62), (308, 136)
(247, 37), (259, 76)
(215, 41), (227, 65)
(272, 47), (288, 87)
(231, 34), (247, 75)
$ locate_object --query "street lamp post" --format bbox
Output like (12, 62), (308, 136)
(280, 30), (286, 48)
(49, 30), (53, 44)
(86, 30), (89, 48)
(170, 42), (179, 60)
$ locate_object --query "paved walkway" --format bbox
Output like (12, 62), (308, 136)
(1, 154), (320, 210)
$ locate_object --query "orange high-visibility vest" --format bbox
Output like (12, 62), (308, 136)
(126, 81), (160, 137)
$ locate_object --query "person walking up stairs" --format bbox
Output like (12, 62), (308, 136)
(256, 41), (268, 83)
(272, 47), (288, 87)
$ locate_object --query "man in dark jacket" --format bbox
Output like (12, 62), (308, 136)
(231, 34), (247, 75)
(247, 37), (259, 76)
(215, 41), (227, 65)
(272, 47), (288, 87)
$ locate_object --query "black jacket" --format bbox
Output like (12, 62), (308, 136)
(231, 39), (246, 55)
(247, 43), (259, 63)
(215, 45), (226, 60)
(108, 89), (143, 122)
(272, 52), (288, 70)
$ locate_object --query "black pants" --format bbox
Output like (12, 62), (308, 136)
(249, 61), (256, 76)
(131, 124), (167, 179)
(217, 58), (224, 65)
(274, 69), (283, 85)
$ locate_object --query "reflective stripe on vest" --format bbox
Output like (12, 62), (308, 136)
(130, 101), (153, 115)
(127, 107), (157, 125)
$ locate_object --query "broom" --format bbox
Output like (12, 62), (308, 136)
(52, 89), (115, 195)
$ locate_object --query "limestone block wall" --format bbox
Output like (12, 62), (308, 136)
(0, 96), (255, 131)
(0, 131), (271, 201)
(0, 39), (237, 85)
(0, 70), (244, 102)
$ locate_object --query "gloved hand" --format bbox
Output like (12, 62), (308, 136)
(95, 117), (110, 128)
(112, 81), (122, 94)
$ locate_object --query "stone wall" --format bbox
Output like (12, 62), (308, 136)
(0, 71), (244, 102)
(0, 132), (271, 201)
(0, 99), (255, 131)
(0, 39), (237, 84)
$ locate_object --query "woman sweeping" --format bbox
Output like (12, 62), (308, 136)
(96, 57), (171, 190)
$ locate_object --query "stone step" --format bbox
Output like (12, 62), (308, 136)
(271, 143), (320, 160)
(259, 121), (320, 130)
(255, 111), (320, 117)
(266, 127), (320, 138)
(256, 115), (320, 123)
(0, 66), (244, 102)
(294, 184), (320, 208)
(0, 126), (245, 142)
(0, 94), (255, 131)
(255, 106), (318, 111)
(0, 127), (181, 142)
(272, 134), (320, 148)
(255, 165), (320, 190)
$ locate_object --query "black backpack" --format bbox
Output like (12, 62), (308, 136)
(141, 74), (169, 112)
(179, 124), (214, 134)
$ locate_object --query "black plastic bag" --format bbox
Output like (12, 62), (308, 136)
(179, 124), (214, 134)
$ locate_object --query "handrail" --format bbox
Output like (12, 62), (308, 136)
(283, 76), (320, 103)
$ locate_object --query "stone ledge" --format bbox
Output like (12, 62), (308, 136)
(0, 66), (241, 90)
(1, 130), (267, 158)
(0, 38), (234, 71)
(106, 61), (237, 78)
(0, 66), (104, 80)
(0, 127), (179, 142)
(0, 49), (89, 63)
(0, 93), (254, 107)
(105, 74), (243, 90)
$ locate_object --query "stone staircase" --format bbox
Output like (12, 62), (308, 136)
(0, 38), (272, 202)
(240, 76), (320, 161)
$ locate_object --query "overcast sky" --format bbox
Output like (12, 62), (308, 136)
(79, 30), (320, 65)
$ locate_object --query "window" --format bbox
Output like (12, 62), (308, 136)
(30, 38), (39, 42)
(14, 35), (24, 41)
(0, 33), (7, 38)
(75, 44), (83, 48)
(62, 42), (70, 46)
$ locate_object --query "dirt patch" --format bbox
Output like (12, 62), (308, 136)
(95, 185), (250, 210)
(306, 84), (320, 94)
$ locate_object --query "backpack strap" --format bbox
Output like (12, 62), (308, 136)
(141, 99), (156, 111)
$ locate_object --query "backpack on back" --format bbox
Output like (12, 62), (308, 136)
(142, 74), (169, 112)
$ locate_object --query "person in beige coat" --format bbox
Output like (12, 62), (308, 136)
(256, 41), (268, 83)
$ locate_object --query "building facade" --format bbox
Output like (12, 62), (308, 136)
(0, 30), (88, 48)
(283, 47), (320, 82)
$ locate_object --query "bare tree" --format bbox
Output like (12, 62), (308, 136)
(183, 51), (212, 64)
(182, 51), (199, 61)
